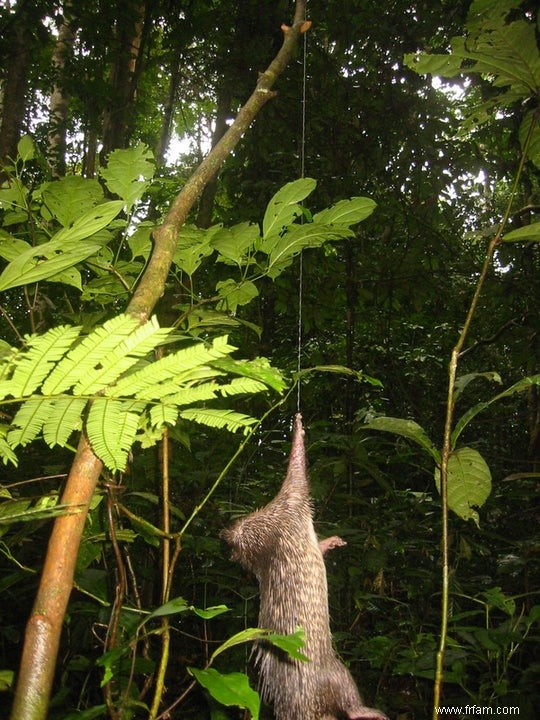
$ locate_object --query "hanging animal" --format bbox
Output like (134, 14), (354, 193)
(222, 413), (388, 720)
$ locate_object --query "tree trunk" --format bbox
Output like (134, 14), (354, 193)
(9, 5), (308, 719)
(101, 0), (146, 159)
(196, 86), (232, 228)
(0, 18), (31, 170)
(47, 5), (75, 177)
(155, 56), (182, 168)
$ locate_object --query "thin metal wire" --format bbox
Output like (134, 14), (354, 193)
(296, 11), (308, 413)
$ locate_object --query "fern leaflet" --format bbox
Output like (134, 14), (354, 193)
(179, 408), (257, 434)
(11, 326), (81, 397)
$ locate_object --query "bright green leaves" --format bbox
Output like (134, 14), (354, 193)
(0, 144), (155, 297)
(258, 179), (376, 279)
(262, 177), (316, 239)
(0, 315), (284, 470)
(170, 178), (376, 315)
(188, 626), (307, 720)
(312, 196), (377, 227)
(40, 176), (105, 227)
(100, 142), (155, 211)
(189, 668), (261, 719)
(435, 447), (491, 527)
(404, 0), (540, 163)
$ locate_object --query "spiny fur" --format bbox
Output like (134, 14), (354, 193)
(222, 414), (388, 720)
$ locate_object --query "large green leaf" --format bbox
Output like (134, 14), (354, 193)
(100, 143), (155, 210)
(211, 222), (259, 265)
(266, 223), (353, 279)
(312, 197), (377, 226)
(0, 239), (102, 291)
(40, 176), (105, 227)
(216, 279), (258, 312)
(503, 220), (540, 242)
(188, 668), (260, 720)
(435, 447), (492, 526)
(261, 177), (316, 240)
(51, 200), (124, 244)
(173, 225), (214, 276)
(364, 416), (440, 462)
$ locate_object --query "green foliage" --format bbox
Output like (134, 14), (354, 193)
(404, 0), (540, 163)
(365, 372), (539, 525)
(0, 315), (282, 470)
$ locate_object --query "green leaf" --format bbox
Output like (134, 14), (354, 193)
(519, 110), (540, 170)
(179, 408), (257, 434)
(192, 604), (229, 620)
(210, 356), (286, 394)
(482, 586), (516, 616)
(173, 225), (214, 276)
(42, 398), (86, 446)
(17, 135), (35, 162)
(216, 279), (258, 312)
(262, 628), (309, 661)
(266, 223), (353, 279)
(87, 400), (143, 471)
(312, 197), (377, 226)
(404, 51), (463, 78)
(452, 374), (540, 445)
(364, 416), (440, 462)
(0, 669), (14, 691)
(9, 398), (55, 447)
(0, 239), (102, 292)
(9, 325), (81, 397)
(188, 668), (260, 720)
(211, 222), (259, 265)
(503, 220), (540, 242)
(109, 334), (235, 399)
(40, 176), (105, 227)
(210, 627), (306, 662)
(147, 597), (190, 619)
(0, 494), (82, 524)
(100, 143), (155, 210)
(453, 371), (502, 402)
(0, 232), (31, 261)
(262, 178), (316, 239)
(435, 447), (492, 526)
(52, 201), (124, 245)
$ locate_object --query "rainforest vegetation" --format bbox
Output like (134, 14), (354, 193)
(0, 1), (539, 719)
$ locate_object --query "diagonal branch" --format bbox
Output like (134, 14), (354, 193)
(9, 4), (308, 719)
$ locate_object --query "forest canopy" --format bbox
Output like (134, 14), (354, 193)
(0, 1), (539, 719)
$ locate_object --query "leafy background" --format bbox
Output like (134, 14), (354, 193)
(1, 0), (539, 718)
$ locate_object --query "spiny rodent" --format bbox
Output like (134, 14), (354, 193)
(222, 413), (388, 720)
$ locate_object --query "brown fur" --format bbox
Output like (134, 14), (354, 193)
(222, 414), (388, 720)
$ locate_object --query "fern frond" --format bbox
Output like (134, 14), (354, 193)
(164, 382), (220, 406)
(8, 398), (54, 447)
(0, 426), (18, 466)
(217, 377), (268, 397)
(43, 315), (138, 393)
(110, 335), (234, 398)
(149, 404), (178, 428)
(43, 398), (86, 447)
(75, 317), (171, 394)
(87, 399), (144, 471)
(179, 408), (257, 434)
(11, 325), (81, 397)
